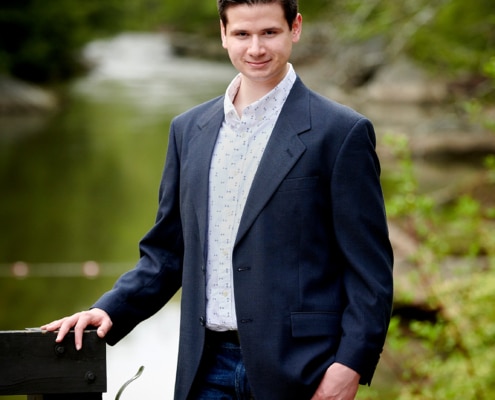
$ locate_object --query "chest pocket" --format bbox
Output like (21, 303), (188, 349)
(277, 176), (319, 192)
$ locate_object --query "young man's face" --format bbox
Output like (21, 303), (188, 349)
(221, 2), (302, 89)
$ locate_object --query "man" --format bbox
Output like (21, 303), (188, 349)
(42, 1), (394, 399)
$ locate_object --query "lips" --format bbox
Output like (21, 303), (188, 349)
(246, 60), (270, 68)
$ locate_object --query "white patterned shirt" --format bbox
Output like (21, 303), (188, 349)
(206, 64), (296, 331)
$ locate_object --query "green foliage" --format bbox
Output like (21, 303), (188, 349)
(463, 57), (495, 131)
(382, 146), (495, 397)
(409, 0), (495, 75)
(2, 0), (493, 82)
(0, 0), (224, 81)
(380, 57), (495, 398)
(385, 271), (495, 399)
(325, 0), (494, 76)
(0, 0), (130, 82)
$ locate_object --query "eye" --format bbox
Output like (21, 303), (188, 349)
(264, 30), (278, 37)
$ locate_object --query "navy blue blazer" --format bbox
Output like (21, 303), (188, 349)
(94, 77), (394, 400)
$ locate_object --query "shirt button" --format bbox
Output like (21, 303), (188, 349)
(199, 316), (206, 326)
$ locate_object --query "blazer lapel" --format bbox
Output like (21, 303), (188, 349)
(235, 78), (311, 246)
(188, 97), (225, 256)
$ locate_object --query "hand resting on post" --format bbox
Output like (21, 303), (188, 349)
(41, 308), (112, 350)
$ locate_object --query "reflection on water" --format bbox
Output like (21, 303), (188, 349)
(0, 32), (235, 399)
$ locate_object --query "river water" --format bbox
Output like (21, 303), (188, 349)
(0, 32), (236, 400)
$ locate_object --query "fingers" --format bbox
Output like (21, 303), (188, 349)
(40, 309), (112, 350)
(97, 316), (113, 339)
(74, 314), (88, 350)
(40, 317), (67, 332)
(56, 313), (84, 344)
(55, 317), (73, 342)
(311, 363), (360, 400)
(40, 314), (81, 342)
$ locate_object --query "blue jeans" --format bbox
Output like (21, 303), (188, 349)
(190, 333), (254, 400)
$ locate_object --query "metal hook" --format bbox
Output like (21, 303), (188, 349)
(115, 365), (145, 400)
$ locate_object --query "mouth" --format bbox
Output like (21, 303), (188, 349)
(246, 60), (270, 68)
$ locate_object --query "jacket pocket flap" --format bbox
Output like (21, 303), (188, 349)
(291, 312), (341, 338)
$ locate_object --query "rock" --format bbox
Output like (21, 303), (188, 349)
(361, 57), (448, 103)
(409, 134), (495, 163)
(0, 75), (57, 114)
(170, 32), (226, 61)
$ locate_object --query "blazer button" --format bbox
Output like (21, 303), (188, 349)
(199, 316), (206, 326)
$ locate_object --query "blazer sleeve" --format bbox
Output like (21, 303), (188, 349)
(331, 117), (394, 384)
(93, 120), (185, 345)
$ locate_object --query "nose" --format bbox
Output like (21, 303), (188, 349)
(248, 36), (265, 56)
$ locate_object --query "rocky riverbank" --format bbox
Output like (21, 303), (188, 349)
(0, 75), (57, 114)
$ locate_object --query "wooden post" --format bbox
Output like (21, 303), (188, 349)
(0, 329), (106, 399)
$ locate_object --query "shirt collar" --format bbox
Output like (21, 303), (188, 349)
(224, 64), (297, 123)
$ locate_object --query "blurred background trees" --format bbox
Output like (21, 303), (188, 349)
(1, 0), (126, 82)
(1, 0), (493, 84)
(328, 0), (494, 77)
(1, 1), (494, 399)
(0, 0), (213, 82)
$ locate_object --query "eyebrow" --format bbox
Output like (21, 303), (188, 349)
(229, 26), (283, 34)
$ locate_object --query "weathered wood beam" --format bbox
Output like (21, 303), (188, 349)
(0, 329), (106, 398)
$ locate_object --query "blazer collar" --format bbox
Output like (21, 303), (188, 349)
(189, 78), (311, 251)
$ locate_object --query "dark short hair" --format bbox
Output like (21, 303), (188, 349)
(217, 0), (299, 30)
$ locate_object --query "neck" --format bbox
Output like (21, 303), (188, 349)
(234, 64), (289, 116)
(233, 84), (268, 115)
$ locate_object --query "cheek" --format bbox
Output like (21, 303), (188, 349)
(225, 49), (241, 67)
(226, 45), (244, 60)
(271, 42), (291, 59)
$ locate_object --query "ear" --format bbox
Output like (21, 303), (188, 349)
(220, 20), (227, 48)
(291, 13), (303, 43)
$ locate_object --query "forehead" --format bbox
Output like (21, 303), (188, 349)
(224, 3), (287, 29)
